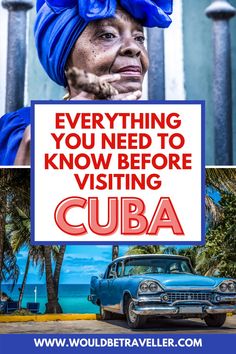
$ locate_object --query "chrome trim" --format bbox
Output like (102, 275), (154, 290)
(138, 285), (219, 292)
(133, 306), (178, 315)
(206, 305), (236, 314)
(113, 254), (191, 262)
(134, 296), (162, 303)
(132, 304), (236, 316)
(134, 297), (215, 306)
(164, 287), (216, 291)
(172, 300), (213, 306)
(218, 295), (236, 302)
(166, 292), (213, 302)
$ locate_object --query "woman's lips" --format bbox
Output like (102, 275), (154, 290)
(116, 66), (142, 77)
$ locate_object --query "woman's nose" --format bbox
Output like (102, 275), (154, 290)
(119, 38), (141, 57)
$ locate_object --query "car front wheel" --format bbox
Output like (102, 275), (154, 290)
(204, 314), (226, 327)
(125, 298), (146, 329)
(100, 305), (113, 320)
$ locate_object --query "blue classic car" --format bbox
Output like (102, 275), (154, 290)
(88, 254), (236, 329)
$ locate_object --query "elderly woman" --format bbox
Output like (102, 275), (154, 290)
(0, 0), (172, 165)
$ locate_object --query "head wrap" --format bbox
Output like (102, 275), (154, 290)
(35, 0), (173, 87)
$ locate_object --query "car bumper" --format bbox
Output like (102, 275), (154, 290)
(132, 301), (236, 316)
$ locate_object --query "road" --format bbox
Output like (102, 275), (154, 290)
(0, 316), (236, 334)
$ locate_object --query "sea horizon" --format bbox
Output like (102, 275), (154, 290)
(1, 284), (99, 314)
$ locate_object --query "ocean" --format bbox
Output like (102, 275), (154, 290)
(1, 284), (99, 314)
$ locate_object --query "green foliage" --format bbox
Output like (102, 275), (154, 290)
(126, 246), (199, 272)
(0, 169), (30, 287)
(126, 191), (236, 278)
(177, 247), (199, 270)
(1, 236), (19, 288)
(206, 168), (236, 226)
(9, 309), (35, 316)
(197, 192), (236, 278)
(126, 245), (162, 255)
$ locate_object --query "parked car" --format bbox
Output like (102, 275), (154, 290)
(88, 254), (236, 329)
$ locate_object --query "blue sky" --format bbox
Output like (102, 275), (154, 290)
(15, 245), (130, 285)
(14, 244), (190, 285)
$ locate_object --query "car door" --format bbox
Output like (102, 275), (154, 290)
(101, 262), (117, 309)
(99, 264), (112, 307)
(107, 261), (124, 312)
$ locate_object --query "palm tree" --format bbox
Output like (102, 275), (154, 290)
(126, 245), (162, 255)
(177, 247), (199, 270)
(0, 213), (4, 291)
(0, 169), (9, 290)
(206, 168), (236, 194)
(7, 206), (32, 308)
(1, 235), (19, 289)
(53, 245), (66, 297)
(206, 168), (236, 225)
(197, 191), (236, 277)
(8, 208), (66, 312)
(0, 169), (25, 292)
(0, 169), (66, 313)
(112, 245), (119, 260)
(44, 246), (66, 314)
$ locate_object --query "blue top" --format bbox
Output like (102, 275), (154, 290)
(0, 107), (30, 166)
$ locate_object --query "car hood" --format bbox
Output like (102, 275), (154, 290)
(130, 273), (228, 289)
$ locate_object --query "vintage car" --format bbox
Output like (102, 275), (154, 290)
(88, 254), (236, 329)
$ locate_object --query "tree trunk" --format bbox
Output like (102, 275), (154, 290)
(44, 246), (62, 314)
(18, 253), (30, 309)
(112, 245), (119, 260)
(0, 213), (4, 293)
(53, 245), (66, 296)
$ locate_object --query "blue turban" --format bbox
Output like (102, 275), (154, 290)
(35, 0), (173, 87)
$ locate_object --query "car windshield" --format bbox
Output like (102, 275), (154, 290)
(123, 257), (193, 276)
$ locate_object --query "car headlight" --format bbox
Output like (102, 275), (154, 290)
(140, 283), (149, 293)
(219, 283), (227, 292)
(228, 282), (236, 292)
(149, 282), (159, 292)
(138, 281), (163, 294)
(216, 280), (236, 293)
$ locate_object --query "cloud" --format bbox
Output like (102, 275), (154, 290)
(63, 256), (109, 269)
(79, 265), (99, 272)
(95, 246), (111, 249)
(65, 255), (108, 262)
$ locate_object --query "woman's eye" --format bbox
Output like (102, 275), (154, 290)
(135, 35), (145, 44)
(100, 33), (116, 40)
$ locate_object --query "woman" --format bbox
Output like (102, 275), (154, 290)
(0, 0), (173, 165)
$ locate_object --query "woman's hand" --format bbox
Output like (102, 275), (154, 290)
(70, 73), (142, 100)
(14, 72), (141, 166)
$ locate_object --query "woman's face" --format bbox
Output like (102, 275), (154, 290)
(68, 8), (149, 95)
